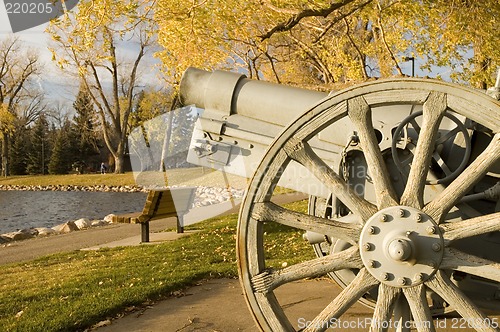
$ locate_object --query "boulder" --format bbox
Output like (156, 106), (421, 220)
(74, 218), (91, 230)
(91, 220), (107, 227)
(52, 221), (79, 233)
(103, 214), (115, 223)
(2, 228), (38, 241)
(35, 227), (57, 237)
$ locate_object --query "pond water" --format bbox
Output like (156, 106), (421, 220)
(0, 191), (147, 234)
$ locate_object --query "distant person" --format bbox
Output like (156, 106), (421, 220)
(100, 162), (107, 174)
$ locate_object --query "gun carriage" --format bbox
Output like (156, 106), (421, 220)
(179, 67), (500, 331)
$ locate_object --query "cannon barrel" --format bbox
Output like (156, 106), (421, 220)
(179, 67), (327, 127)
(178, 67), (420, 198)
(178, 67), (500, 200)
(179, 68), (344, 197)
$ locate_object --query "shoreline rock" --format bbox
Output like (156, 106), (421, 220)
(2, 228), (39, 242)
(36, 227), (57, 237)
(0, 218), (114, 246)
(0, 184), (146, 193)
(52, 221), (79, 234)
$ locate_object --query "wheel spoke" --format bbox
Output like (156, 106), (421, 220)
(410, 118), (421, 133)
(435, 126), (461, 145)
(441, 212), (500, 243)
(441, 247), (500, 283)
(251, 247), (362, 294)
(303, 268), (378, 332)
(432, 151), (452, 176)
(403, 285), (436, 332)
(252, 202), (361, 244)
(348, 96), (398, 209)
(424, 133), (500, 223)
(283, 138), (377, 222)
(426, 270), (499, 332)
(401, 92), (447, 209)
(394, 295), (411, 332)
(370, 284), (400, 332)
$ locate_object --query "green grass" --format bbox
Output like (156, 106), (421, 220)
(0, 173), (136, 187)
(0, 201), (313, 331)
(0, 167), (249, 189)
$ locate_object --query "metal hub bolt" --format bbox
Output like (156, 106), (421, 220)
(427, 226), (437, 235)
(359, 206), (444, 287)
(432, 243), (442, 252)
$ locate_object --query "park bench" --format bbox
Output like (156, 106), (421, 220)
(112, 187), (196, 242)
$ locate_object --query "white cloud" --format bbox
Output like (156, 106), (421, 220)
(0, 2), (164, 107)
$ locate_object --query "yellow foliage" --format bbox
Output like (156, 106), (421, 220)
(153, 0), (499, 87)
(0, 105), (16, 134)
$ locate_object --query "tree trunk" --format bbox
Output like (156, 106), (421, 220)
(1, 132), (10, 177)
(114, 152), (124, 174)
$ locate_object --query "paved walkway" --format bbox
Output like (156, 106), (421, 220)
(94, 276), (500, 332)
(95, 278), (373, 332)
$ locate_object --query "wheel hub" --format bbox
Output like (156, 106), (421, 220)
(359, 206), (444, 287)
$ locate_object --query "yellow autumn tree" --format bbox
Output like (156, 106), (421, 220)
(153, 0), (499, 88)
(47, 0), (157, 173)
(0, 37), (40, 176)
(0, 104), (15, 134)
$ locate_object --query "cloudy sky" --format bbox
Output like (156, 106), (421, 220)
(0, 5), (79, 106)
(0, 2), (162, 113)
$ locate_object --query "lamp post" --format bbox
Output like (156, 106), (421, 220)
(403, 56), (415, 77)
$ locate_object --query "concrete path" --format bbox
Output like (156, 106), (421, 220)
(94, 277), (500, 332)
(94, 278), (372, 332)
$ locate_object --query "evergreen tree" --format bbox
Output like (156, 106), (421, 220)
(72, 86), (99, 173)
(48, 121), (72, 174)
(26, 115), (50, 175)
(9, 126), (29, 175)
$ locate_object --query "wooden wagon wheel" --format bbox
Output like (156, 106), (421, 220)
(238, 78), (500, 331)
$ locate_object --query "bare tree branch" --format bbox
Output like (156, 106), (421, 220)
(375, 2), (403, 76)
(343, 17), (368, 79)
(289, 34), (335, 83)
(259, 0), (360, 41)
(313, 0), (373, 43)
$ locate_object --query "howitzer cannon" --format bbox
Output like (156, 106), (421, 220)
(180, 67), (500, 331)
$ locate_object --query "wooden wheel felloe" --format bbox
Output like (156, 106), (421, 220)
(237, 79), (500, 332)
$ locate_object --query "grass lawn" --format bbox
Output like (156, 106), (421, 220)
(0, 201), (313, 331)
(0, 173), (137, 187)
(0, 168), (249, 189)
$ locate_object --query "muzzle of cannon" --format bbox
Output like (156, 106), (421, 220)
(179, 67), (500, 331)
